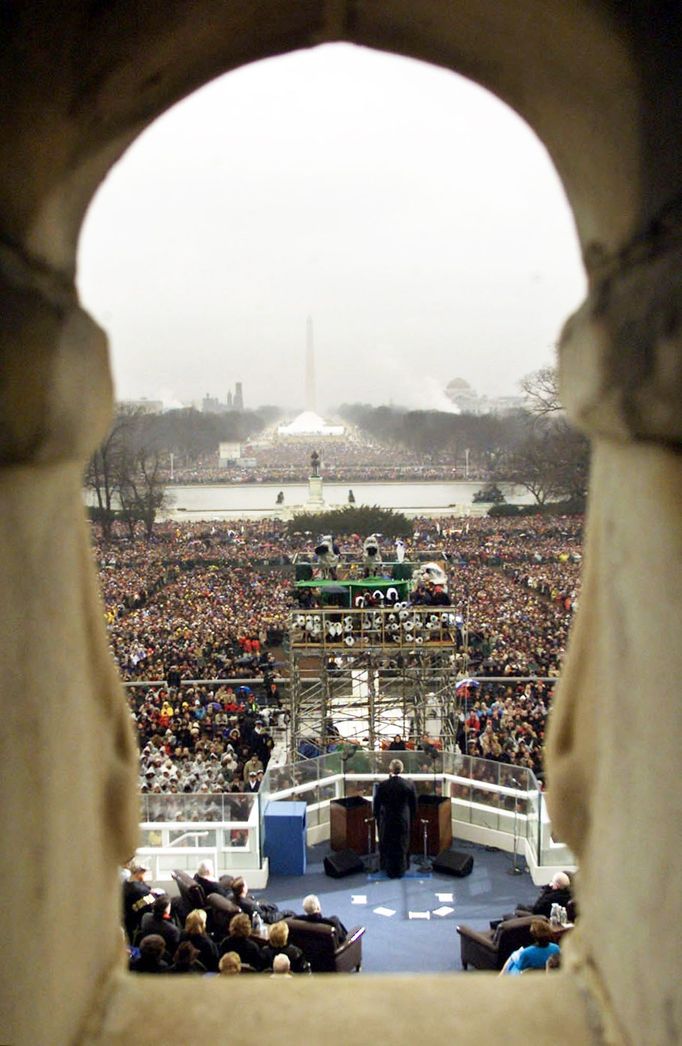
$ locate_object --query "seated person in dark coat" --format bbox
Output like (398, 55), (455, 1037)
(129, 934), (170, 974)
(516, 872), (572, 918)
(194, 859), (233, 900)
(139, 894), (180, 954)
(218, 913), (267, 970)
(261, 920), (310, 973)
(373, 758), (417, 879)
(179, 909), (219, 972)
(231, 876), (295, 924)
(122, 861), (154, 943)
(298, 893), (348, 943)
(167, 940), (206, 975)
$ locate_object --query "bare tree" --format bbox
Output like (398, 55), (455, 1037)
(508, 416), (589, 505)
(520, 365), (562, 417)
(84, 413), (129, 539)
(115, 414), (170, 539)
(508, 425), (563, 505)
(86, 408), (169, 540)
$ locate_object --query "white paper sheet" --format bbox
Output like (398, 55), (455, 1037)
(408, 910), (431, 920)
(432, 905), (455, 917)
(373, 906), (396, 917)
(435, 892), (454, 902)
(351, 895), (367, 905)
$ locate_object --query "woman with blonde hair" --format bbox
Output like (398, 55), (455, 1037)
(178, 908), (218, 972)
(261, 920), (310, 974)
(218, 951), (242, 975)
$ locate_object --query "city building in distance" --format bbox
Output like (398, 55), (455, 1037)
(202, 382), (244, 413)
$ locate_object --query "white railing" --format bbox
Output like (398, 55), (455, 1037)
(137, 795), (261, 882)
(135, 753), (574, 886)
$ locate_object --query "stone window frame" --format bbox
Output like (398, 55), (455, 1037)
(2, 4), (680, 1045)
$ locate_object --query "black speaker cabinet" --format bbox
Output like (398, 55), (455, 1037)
(432, 848), (474, 877)
(323, 849), (365, 879)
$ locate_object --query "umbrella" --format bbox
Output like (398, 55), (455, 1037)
(456, 678), (481, 690)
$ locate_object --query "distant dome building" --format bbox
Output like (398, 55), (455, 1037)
(445, 378), (479, 412)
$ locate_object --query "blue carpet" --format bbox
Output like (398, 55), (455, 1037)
(260, 842), (538, 973)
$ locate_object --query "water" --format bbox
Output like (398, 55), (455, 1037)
(160, 480), (534, 520)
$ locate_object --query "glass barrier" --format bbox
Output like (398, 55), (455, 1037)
(140, 792), (256, 824)
(136, 791), (262, 879)
(525, 785), (541, 866)
(138, 752), (570, 875)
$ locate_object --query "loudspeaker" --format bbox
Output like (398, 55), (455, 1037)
(324, 849), (365, 879)
(432, 848), (474, 877)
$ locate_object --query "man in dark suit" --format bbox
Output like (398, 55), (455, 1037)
(298, 893), (348, 943)
(139, 894), (181, 955)
(373, 758), (417, 878)
(516, 872), (573, 918)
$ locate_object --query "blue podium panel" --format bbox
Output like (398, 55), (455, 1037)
(264, 801), (307, 875)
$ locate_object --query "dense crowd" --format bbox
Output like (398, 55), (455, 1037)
(159, 434), (486, 484)
(93, 513), (582, 791)
(454, 680), (552, 780)
(133, 677), (289, 804)
(163, 463), (477, 485)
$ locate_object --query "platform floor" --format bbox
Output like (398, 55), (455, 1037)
(260, 841), (538, 972)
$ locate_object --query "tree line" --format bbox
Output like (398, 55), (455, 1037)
(339, 367), (590, 507)
(338, 401), (524, 470)
(86, 370), (589, 540)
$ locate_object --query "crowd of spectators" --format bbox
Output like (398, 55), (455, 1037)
(134, 681), (283, 801)
(93, 513), (582, 791)
(158, 433), (485, 485)
(453, 680), (552, 780)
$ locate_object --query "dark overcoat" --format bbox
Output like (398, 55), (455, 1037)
(373, 773), (417, 878)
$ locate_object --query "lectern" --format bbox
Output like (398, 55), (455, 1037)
(409, 795), (452, 855)
(330, 796), (375, 854)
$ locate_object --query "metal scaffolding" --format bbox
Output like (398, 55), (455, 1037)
(287, 606), (464, 758)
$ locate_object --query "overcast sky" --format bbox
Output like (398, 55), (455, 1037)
(78, 43), (585, 415)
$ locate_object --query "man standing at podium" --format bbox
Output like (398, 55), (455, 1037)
(374, 759), (417, 879)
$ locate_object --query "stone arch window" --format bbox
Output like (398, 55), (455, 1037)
(1, 5), (680, 1045)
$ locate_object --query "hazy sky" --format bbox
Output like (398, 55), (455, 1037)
(78, 43), (586, 415)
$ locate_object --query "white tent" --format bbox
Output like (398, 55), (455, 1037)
(277, 411), (345, 436)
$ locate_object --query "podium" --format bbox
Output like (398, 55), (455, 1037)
(410, 795), (452, 855)
(264, 801), (307, 874)
(330, 796), (375, 854)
